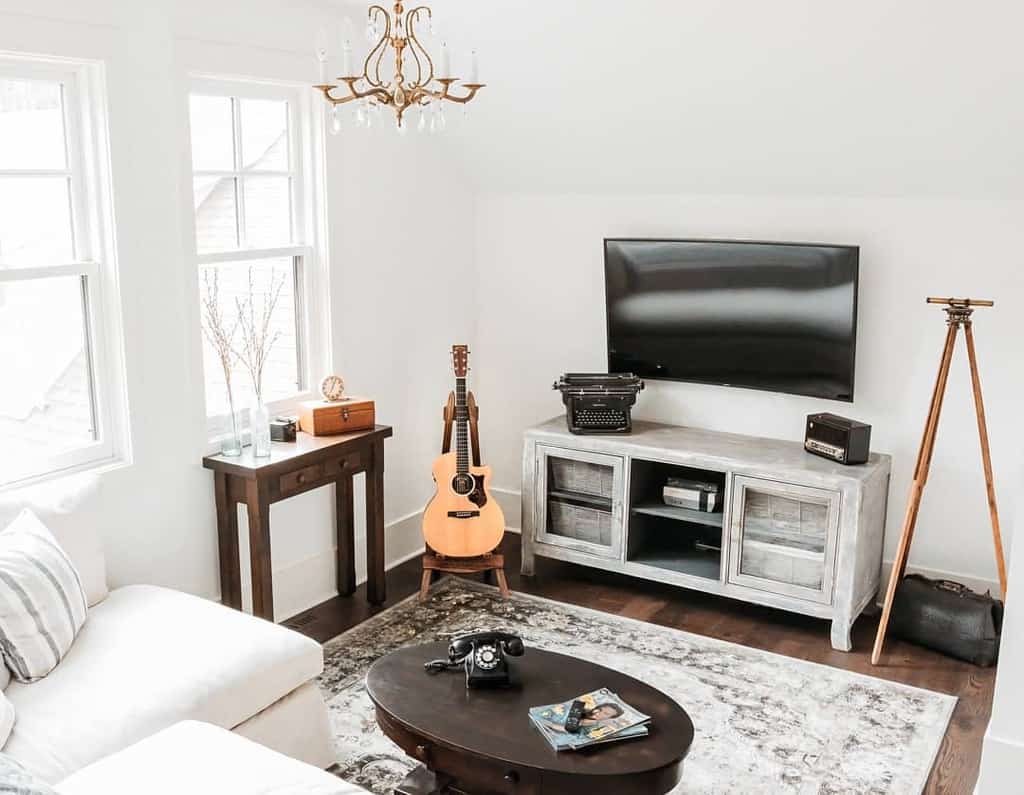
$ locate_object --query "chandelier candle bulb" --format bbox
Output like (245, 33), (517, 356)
(342, 40), (353, 77)
(439, 42), (450, 77)
(469, 50), (479, 84)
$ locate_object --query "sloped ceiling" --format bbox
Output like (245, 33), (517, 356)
(390, 0), (1024, 198)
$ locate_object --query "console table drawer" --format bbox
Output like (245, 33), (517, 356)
(279, 463), (326, 497)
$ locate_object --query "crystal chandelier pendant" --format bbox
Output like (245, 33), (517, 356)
(417, 107), (427, 133)
(330, 106), (343, 136)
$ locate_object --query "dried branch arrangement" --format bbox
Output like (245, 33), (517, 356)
(235, 266), (287, 404)
(200, 268), (241, 418)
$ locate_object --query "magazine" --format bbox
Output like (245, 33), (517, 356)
(528, 687), (650, 751)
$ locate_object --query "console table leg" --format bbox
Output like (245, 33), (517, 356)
(214, 472), (242, 610)
(830, 619), (853, 652)
(521, 546), (535, 577)
(335, 476), (356, 596)
(366, 439), (387, 605)
(245, 479), (274, 621)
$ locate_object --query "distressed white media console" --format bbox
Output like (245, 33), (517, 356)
(520, 418), (891, 651)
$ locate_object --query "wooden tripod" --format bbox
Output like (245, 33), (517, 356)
(871, 297), (1008, 665)
(419, 391), (510, 601)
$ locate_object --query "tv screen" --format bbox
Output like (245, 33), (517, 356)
(605, 239), (859, 401)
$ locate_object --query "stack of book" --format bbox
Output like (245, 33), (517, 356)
(528, 687), (651, 751)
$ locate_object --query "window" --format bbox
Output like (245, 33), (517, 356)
(188, 80), (326, 428)
(0, 58), (125, 488)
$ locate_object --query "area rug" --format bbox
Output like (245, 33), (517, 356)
(319, 578), (955, 794)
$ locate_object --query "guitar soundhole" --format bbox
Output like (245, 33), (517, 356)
(452, 473), (475, 496)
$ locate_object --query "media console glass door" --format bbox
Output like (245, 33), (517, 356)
(535, 445), (624, 560)
(727, 475), (840, 604)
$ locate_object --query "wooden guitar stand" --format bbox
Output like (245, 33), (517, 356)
(419, 391), (510, 601)
(871, 297), (1008, 664)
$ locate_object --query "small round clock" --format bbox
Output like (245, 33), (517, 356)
(320, 374), (346, 402)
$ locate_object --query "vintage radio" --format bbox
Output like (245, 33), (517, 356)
(805, 412), (871, 465)
(298, 397), (375, 436)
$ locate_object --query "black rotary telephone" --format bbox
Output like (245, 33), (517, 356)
(424, 631), (525, 688)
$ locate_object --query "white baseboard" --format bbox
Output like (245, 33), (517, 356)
(492, 486), (521, 534)
(878, 560), (1001, 599)
(271, 509), (426, 621)
(977, 729), (1024, 794)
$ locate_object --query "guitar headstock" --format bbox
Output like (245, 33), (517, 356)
(451, 344), (469, 378)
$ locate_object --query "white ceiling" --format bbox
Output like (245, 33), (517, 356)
(387, 0), (1024, 198)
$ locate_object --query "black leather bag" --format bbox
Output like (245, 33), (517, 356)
(889, 574), (1003, 666)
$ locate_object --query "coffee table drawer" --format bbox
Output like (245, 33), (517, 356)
(378, 710), (541, 795)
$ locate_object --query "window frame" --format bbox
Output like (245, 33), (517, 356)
(186, 76), (328, 438)
(0, 55), (128, 490)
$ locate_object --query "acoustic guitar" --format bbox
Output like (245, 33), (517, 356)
(422, 345), (505, 557)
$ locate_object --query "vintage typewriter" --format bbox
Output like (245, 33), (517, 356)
(553, 373), (645, 434)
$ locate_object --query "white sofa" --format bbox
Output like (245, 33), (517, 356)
(55, 721), (362, 795)
(0, 487), (336, 785)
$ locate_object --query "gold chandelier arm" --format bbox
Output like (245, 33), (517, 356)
(363, 5), (392, 88)
(316, 81), (392, 106)
(405, 6), (434, 89)
(431, 79), (485, 105)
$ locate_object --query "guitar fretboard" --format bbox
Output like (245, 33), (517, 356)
(455, 377), (469, 475)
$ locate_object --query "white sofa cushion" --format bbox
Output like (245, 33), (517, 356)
(55, 721), (360, 795)
(0, 476), (107, 608)
(0, 688), (14, 747)
(0, 510), (89, 682)
(4, 585), (323, 783)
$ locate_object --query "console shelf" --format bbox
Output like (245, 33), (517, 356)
(630, 502), (724, 528)
(521, 418), (892, 652)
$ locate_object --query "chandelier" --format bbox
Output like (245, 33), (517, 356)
(315, 2), (484, 133)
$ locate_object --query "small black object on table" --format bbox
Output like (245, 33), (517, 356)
(366, 642), (694, 795)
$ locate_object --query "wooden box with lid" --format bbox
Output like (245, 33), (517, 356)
(298, 397), (376, 436)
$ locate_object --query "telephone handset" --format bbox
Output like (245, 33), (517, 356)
(424, 630), (525, 688)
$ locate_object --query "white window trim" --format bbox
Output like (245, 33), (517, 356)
(186, 75), (330, 441)
(0, 54), (130, 491)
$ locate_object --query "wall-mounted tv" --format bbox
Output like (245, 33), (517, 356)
(604, 238), (859, 402)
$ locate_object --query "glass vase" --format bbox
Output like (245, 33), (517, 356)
(251, 403), (272, 458)
(221, 407), (244, 457)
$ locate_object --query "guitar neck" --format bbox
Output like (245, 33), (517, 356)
(455, 377), (469, 474)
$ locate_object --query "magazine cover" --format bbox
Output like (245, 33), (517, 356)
(529, 687), (650, 751)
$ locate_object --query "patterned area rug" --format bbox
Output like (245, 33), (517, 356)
(319, 578), (955, 794)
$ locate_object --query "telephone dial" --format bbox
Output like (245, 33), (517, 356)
(424, 631), (525, 688)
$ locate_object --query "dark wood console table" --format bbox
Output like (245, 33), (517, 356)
(202, 425), (393, 621)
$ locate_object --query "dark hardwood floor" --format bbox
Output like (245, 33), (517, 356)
(286, 532), (994, 794)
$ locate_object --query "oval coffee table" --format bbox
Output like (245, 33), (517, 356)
(366, 642), (694, 794)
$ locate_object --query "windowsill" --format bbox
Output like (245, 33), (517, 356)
(0, 452), (131, 496)
(204, 391), (315, 452)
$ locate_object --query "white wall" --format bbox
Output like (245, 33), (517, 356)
(475, 194), (1023, 588)
(978, 464), (1024, 792)
(0, 0), (474, 620)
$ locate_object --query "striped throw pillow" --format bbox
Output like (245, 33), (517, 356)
(0, 510), (88, 683)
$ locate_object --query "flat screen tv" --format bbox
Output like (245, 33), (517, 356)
(605, 238), (859, 401)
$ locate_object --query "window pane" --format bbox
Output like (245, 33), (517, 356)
(0, 176), (73, 265)
(0, 276), (96, 483)
(199, 258), (300, 417)
(194, 176), (238, 252)
(242, 176), (291, 247)
(0, 78), (67, 170)
(189, 95), (235, 171)
(240, 99), (289, 171)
